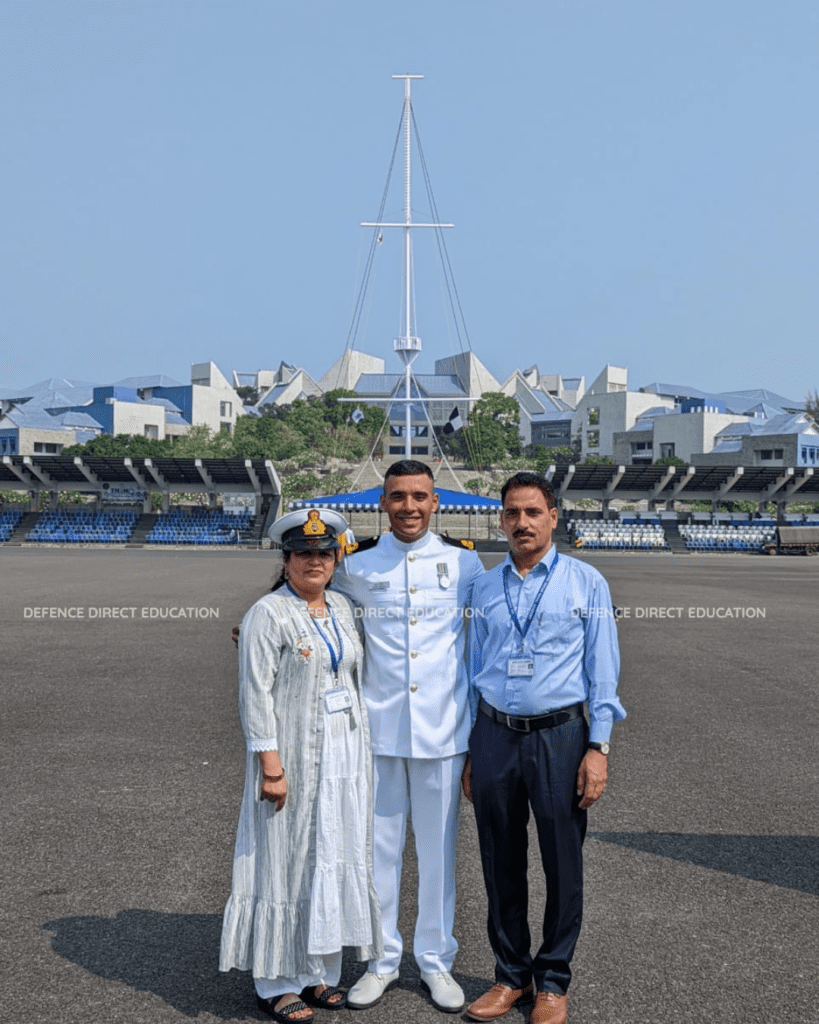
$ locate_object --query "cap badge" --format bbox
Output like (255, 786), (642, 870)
(302, 509), (328, 536)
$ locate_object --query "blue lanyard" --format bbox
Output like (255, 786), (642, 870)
(502, 553), (558, 651)
(316, 611), (344, 676)
(287, 584), (344, 674)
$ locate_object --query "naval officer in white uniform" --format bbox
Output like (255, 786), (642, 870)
(333, 460), (485, 1014)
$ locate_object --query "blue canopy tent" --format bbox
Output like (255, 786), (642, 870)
(289, 487), (500, 513)
(289, 486), (501, 543)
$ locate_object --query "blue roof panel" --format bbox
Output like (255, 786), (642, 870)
(531, 410), (573, 423)
(144, 397), (183, 412)
(354, 374), (404, 394)
(113, 374), (184, 388)
(642, 382), (803, 413)
(413, 375), (466, 396)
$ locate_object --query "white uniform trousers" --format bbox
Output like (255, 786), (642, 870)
(369, 753), (467, 975)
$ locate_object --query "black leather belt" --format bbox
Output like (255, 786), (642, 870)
(479, 697), (584, 733)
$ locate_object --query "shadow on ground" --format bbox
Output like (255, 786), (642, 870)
(43, 911), (254, 1019)
(42, 910), (495, 1019)
(592, 833), (819, 895)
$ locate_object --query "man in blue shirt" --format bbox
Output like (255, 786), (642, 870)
(463, 472), (625, 1024)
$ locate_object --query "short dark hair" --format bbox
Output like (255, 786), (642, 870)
(501, 471), (556, 510)
(383, 460), (434, 488)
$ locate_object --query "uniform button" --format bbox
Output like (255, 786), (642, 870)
(410, 650), (418, 658)
(408, 553), (416, 562)
(409, 585), (417, 594)
(410, 683), (418, 692)
(409, 617), (418, 626)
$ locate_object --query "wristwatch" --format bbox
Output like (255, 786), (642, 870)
(588, 741), (610, 755)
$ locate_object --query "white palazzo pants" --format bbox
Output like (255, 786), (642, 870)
(254, 950), (342, 999)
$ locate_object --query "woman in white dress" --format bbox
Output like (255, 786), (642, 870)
(220, 509), (382, 1023)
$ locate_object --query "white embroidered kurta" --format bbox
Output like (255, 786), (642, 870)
(219, 588), (383, 980)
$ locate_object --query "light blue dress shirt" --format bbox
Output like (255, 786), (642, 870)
(469, 544), (626, 743)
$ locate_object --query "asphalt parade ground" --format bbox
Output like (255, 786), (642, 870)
(1, 547), (817, 1024)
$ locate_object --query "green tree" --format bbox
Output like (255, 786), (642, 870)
(528, 445), (577, 473)
(282, 398), (328, 447)
(452, 417), (509, 469)
(281, 471), (323, 501)
(321, 472), (352, 495)
(470, 392), (518, 421)
(263, 390), (387, 462)
(473, 393), (523, 456)
(322, 389), (360, 428)
(62, 433), (172, 457)
(169, 424), (234, 459)
(728, 499), (764, 514)
(319, 424), (370, 460)
(449, 392), (524, 466)
(232, 415), (307, 459)
(356, 404), (387, 441)
(654, 456), (686, 466)
(58, 491), (88, 505)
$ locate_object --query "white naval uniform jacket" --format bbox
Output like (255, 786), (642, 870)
(333, 530), (485, 760)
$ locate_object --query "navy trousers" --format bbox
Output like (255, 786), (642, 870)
(469, 709), (588, 995)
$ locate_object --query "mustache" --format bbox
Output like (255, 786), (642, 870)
(513, 529), (535, 538)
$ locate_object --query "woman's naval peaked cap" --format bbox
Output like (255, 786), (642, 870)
(268, 508), (350, 551)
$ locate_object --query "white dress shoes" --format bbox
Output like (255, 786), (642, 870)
(420, 971), (466, 1013)
(347, 969), (400, 1010)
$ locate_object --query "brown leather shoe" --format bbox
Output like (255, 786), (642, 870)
(466, 983), (534, 1021)
(530, 990), (568, 1024)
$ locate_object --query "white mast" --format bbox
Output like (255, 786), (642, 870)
(362, 74), (453, 457)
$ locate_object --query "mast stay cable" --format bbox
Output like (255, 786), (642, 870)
(411, 108), (486, 478)
(341, 110), (404, 358)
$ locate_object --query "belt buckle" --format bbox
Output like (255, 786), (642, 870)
(505, 713), (531, 733)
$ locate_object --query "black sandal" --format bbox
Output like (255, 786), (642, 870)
(300, 985), (347, 1011)
(256, 994), (314, 1022)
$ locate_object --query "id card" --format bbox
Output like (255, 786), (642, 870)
(507, 658), (534, 677)
(324, 687), (354, 713)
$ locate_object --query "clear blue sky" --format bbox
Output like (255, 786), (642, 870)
(1, 0), (817, 403)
